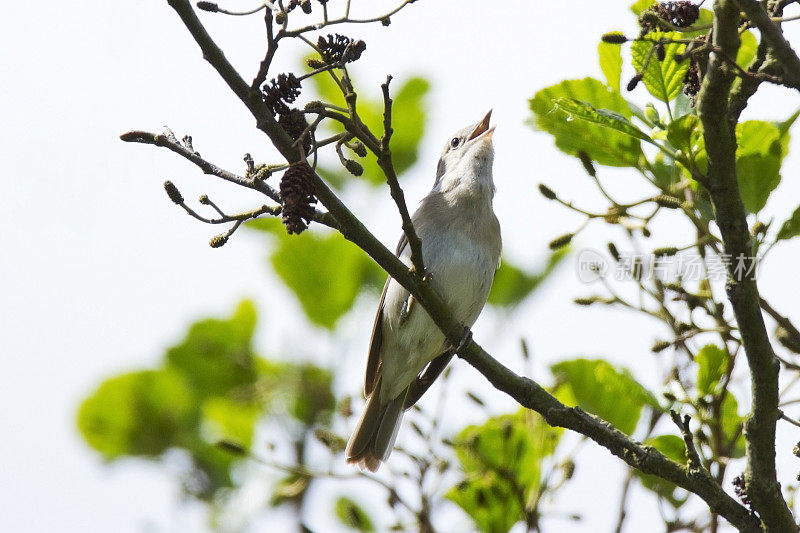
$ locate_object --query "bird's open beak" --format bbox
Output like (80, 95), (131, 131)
(467, 110), (494, 141)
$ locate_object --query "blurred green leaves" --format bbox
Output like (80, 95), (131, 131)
(77, 301), (337, 501)
(696, 344), (728, 397)
(309, 68), (429, 186)
(335, 497), (376, 532)
(529, 77), (642, 167)
(637, 434), (689, 508)
(248, 218), (383, 329)
(488, 248), (568, 307)
(447, 409), (562, 533)
(552, 359), (660, 435)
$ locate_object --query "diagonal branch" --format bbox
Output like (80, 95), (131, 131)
(159, 1), (760, 529)
(734, 0), (800, 89)
(697, 0), (794, 529)
(379, 75), (425, 275)
(119, 128), (338, 229)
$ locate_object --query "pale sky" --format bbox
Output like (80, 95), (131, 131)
(3, 1), (800, 532)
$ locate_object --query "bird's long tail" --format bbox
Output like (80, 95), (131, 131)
(345, 383), (408, 472)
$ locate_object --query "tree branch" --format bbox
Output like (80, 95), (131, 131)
(734, 0), (800, 89)
(119, 128), (337, 229)
(159, 1), (760, 529)
(697, 0), (794, 528)
(379, 75), (425, 275)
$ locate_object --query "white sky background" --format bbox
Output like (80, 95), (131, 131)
(3, 0), (800, 531)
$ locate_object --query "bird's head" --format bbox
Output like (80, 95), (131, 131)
(433, 110), (495, 198)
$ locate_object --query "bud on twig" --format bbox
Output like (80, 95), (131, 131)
(209, 234), (228, 248)
(653, 246), (679, 257)
(216, 440), (247, 455)
(199, 194), (210, 205)
(655, 194), (683, 209)
(197, 1), (219, 12)
(164, 180), (184, 204)
(627, 73), (643, 92)
(538, 183), (557, 200)
(652, 340), (671, 353)
(601, 32), (628, 44)
(344, 159), (364, 176)
(577, 151), (596, 177)
(608, 242), (620, 262)
(549, 233), (574, 250)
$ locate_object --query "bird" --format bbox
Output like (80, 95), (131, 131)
(345, 110), (502, 471)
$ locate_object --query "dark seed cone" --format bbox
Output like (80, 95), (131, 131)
(344, 159), (364, 176)
(655, 194), (683, 209)
(732, 475), (752, 508)
(280, 161), (317, 234)
(653, 246), (679, 257)
(640, 2), (700, 33)
(318, 34), (366, 64)
(263, 73), (302, 116)
(279, 108), (312, 153)
(683, 61), (701, 104)
(306, 58), (326, 69)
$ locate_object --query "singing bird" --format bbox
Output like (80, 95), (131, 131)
(345, 111), (502, 471)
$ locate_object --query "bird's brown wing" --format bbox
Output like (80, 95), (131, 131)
(364, 235), (408, 397)
(364, 234), (453, 407)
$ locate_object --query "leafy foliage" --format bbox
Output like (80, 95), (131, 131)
(552, 359), (659, 435)
(335, 497), (376, 532)
(631, 31), (690, 103)
(77, 301), (337, 501)
(447, 409), (562, 533)
(487, 248), (568, 307)
(529, 77), (642, 167)
(248, 217), (384, 329)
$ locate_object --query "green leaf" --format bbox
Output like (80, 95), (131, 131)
(630, 0), (656, 15)
(551, 359), (660, 434)
(631, 31), (690, 102)
(335, 497), (376, 532)
(309, 69), (429, 186)
(488, 248), (568, 307)
(696, 344), (728, 397)
(447, 409), (562, 533)
(553, 98), (653, 142)
(737, 30), (758, 68)
(666, 113), (705, 171)
(288, 364), (336, 425)
(165, 300), (260, 397)
(270, 472), (311, 507)
(720, 391), (746, 458)
(636, 434), (689, 508)
(735, 120), (789, 213)
(77, 368), (198, 459)
(777, 205), (800, 241)
(599, 36), (623, 93)
(201, 396), (261, 449)
(648, 434), (688, 463)
(529, 77), (643, 167)
(248, 219), (383, 328)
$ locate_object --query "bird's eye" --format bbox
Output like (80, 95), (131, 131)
(450, 137), (460, 149)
